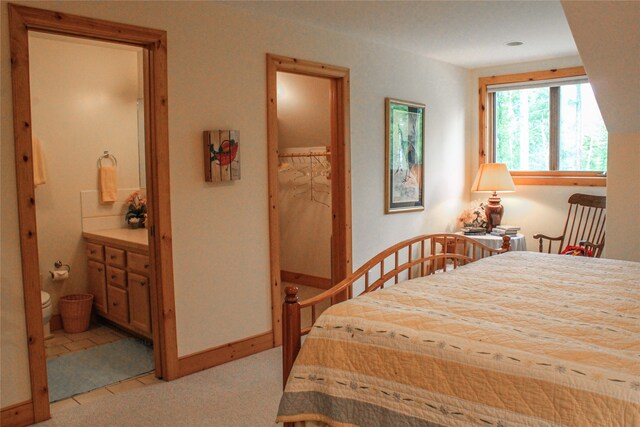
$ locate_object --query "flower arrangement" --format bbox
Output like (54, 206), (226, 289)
(457, 200), (488, 229)
(125, 191), (147, 228)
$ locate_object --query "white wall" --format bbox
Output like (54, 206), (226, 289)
(561, 1), (640, 136)
(561, 1), (640, 262)
(277, 73), (331, 150)
(606, 133), (640, 261)
(467, 56), (606, 250)
(1, 1), (469, 407)
(29, 34), (141, 316)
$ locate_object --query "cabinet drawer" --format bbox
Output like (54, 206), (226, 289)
(128, 272), (151, 334)
(86, 243), (104, 261)
(107, 285), (129, 323)
(105, 247), (126, 268)
(127, 252), (150, 275)
(106, 266), (126, 288)
(88, 260), (107, 314)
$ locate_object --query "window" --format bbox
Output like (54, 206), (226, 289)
(479, 67), (607, 186)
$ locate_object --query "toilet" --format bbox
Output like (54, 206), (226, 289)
(41, 291), (53, 339)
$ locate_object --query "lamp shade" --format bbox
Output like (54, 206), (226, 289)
(471, 163), (515, 193)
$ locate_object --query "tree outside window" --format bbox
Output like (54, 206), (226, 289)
(479, 67), (608, 187)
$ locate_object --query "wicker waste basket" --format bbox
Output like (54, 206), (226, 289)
(59, 294), (93, 333)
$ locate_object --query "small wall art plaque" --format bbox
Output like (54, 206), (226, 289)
(203, 130), (240, 182)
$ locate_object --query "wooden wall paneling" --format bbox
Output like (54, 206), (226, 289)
(1, 400), (34, 427)
(10, 4), (163, 45)
(280, 270), (332, 290)
(512, 177), (606, 186)
(479, 66), (586, 88)
(144, 30), (179, 381)
(331, 77), (352, 303)
(177, 331), (274, 377)
(6, 4), (178, 422)
(141, 49), (165, 377)
(478, 81), (488, 165)
(8, 5), (50, 421)
(266, 54), (283, 346)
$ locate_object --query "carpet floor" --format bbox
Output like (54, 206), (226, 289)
(47, 337), (154, 403)
(38, 346), (283, 426)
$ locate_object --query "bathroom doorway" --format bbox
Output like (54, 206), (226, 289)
(30, 31), (156, 406)
(266, 54), (352, 345)
(8, 4), (177, 423)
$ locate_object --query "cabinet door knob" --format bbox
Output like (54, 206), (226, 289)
(144, 264), (149, 269)
(113, 301), (118, 307)
(110, 255), (117, 259)
(98, 268), (103, 273)
(90, 250), (96, 254)
(111, 275), (117, 280)
(140, 280), (146, 286)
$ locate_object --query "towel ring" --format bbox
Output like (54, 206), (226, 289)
(97, 151), (118, 168)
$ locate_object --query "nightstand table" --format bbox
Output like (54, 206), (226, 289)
(455, 232), (527, 252)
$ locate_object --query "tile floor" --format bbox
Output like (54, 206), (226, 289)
(45, 323), (127, 359)
(49, 372), (163, 415)
(46, 323), (160, 415)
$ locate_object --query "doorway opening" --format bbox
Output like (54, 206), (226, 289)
(29, 31), (155, 405)
(8, 4), (177, 423)
(276, 72), (333, 325)
(266, 54), (352, 345)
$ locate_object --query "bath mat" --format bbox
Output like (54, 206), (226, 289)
(47, 337), (154, 402)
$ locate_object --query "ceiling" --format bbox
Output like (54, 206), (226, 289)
(222, 0), (578, 69)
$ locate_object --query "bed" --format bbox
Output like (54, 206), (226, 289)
(276, 234), (639, 426)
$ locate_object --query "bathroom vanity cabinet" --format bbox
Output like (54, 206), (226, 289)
(83, 228), (152, 340)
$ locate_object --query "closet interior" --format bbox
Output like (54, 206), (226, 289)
(277, 72), (334, 324)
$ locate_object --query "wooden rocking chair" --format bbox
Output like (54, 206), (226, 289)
(534, 193), (606, 258)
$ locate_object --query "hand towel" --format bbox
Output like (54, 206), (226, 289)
(100, 165), (118, 203)
(32, 136), (46, 186)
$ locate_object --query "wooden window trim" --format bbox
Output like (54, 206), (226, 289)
(478, 66), (606, 187)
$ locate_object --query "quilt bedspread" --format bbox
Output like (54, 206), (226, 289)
(277, 251), (640, 426)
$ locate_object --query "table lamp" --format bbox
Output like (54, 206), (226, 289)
(471, 163), (515, 231)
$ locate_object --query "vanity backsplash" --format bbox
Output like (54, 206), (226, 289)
(80, 188), (145, 232)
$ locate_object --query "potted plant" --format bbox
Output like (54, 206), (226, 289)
(125, 191), (147, 228)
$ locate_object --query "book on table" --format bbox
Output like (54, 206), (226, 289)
(491, 226), (519, 237)
(461, 227), (487, 235)
(495, 225), (520, 231)
(491, 230), (518, 236)
(491, 231), (517, 237)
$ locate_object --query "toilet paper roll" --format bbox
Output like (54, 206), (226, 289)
(50, 270), (69, 281)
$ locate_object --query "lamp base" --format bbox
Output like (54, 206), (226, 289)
(484, 193), (503, 232)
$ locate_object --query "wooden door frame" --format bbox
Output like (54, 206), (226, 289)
(8, 4), (178, 423)
(266, 54), (352, 346)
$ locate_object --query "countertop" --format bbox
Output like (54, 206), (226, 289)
(82, 228), (149, 253)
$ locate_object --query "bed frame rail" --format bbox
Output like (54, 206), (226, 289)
(282, 233), (511, 384)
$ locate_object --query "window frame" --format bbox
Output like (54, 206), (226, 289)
(478, 66), (606, 187)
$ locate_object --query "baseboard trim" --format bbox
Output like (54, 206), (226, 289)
(177, 331), (273, 377)
(50, 314), (62, 331)
(1, 400), (34, 427)
(281, 270), (332, 290)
